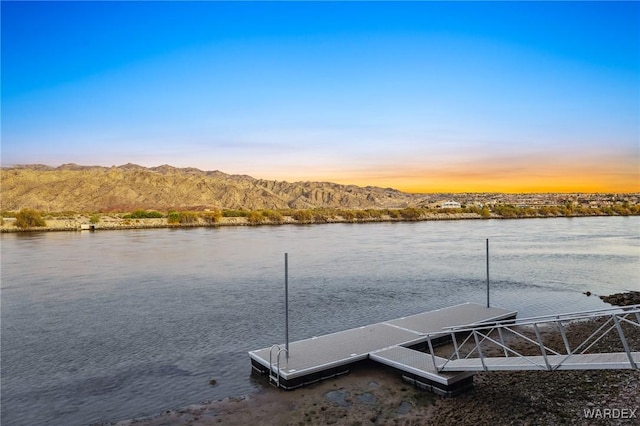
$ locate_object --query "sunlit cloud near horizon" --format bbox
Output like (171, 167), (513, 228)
(1, 1), (638, 193)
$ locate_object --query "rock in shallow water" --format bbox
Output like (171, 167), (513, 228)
(357, 392), (376, 406)
(325, 390), (352, 407)
(397, 400), (412, 415)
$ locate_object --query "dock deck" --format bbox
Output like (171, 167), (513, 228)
(249, 302), (517, 394)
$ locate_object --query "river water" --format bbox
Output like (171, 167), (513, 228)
(1, 217), (639, 425)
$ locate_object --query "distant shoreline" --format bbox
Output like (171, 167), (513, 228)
(2, 210), (638, 233)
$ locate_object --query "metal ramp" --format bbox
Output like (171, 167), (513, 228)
(440, 352), (640, 371)
(426, 304), (640, 373)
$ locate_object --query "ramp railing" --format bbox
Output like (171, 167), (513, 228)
(427, 304), (640, 372)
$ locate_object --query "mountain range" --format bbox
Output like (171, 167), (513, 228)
(0, 163), (422, 212)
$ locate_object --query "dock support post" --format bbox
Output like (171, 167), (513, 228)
(285, 253), (290, 360)
(486, 239), (490, 308)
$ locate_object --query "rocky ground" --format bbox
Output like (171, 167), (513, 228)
(107, 294), (639, 426)
(600, 292), (640, 307)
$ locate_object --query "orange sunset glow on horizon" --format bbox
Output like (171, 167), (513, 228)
(310, 173), (639, 194)
(258, 150), (640, 194)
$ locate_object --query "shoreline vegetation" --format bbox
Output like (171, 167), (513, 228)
(3, 204), (639, 232)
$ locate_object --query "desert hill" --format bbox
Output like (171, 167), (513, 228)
(0, 164), (421, 212)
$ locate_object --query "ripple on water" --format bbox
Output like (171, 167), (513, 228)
(1, 217), (637, 425)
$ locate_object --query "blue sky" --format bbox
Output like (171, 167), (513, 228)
(2, 1), (638, 192)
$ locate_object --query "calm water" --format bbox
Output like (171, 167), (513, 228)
(1, 217), (639, 425)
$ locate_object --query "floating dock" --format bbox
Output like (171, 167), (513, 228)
(249, 303), (517, 396)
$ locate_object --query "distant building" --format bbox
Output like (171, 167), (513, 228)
(440, 201), (462, 209)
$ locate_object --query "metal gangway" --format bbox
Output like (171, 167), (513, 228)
(426, 304), (640, 372)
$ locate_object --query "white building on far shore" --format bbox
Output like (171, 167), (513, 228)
(440, 201), (462, 209)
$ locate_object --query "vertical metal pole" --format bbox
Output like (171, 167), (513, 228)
(472, 331), (487, 371)
(497, 327), (508, 357)
(427, 337), (438, 372)
(533, 323), (551, 370)
(613, 314), (636, 369)
(557, 319), (572, 355)
(451, 332), (461, 359)
(285, 253), (289, 359)
(486, 238), (490, 308)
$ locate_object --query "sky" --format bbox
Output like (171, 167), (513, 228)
(1, 1), (639, 193)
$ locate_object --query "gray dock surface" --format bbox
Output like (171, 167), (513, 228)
(249, 302), (517, 386)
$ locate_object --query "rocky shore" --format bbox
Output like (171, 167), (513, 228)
(108, 294), (639, 426)
(600, 292), (640, 307)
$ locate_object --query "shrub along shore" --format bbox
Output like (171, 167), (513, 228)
(1, 204), (639, 232)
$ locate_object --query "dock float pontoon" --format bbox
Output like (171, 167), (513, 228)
(249, 302), (517, 396)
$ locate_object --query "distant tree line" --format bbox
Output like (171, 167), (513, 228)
(2, 203), (639, 229)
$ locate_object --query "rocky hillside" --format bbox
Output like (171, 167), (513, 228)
(1, 164), (422, 212)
